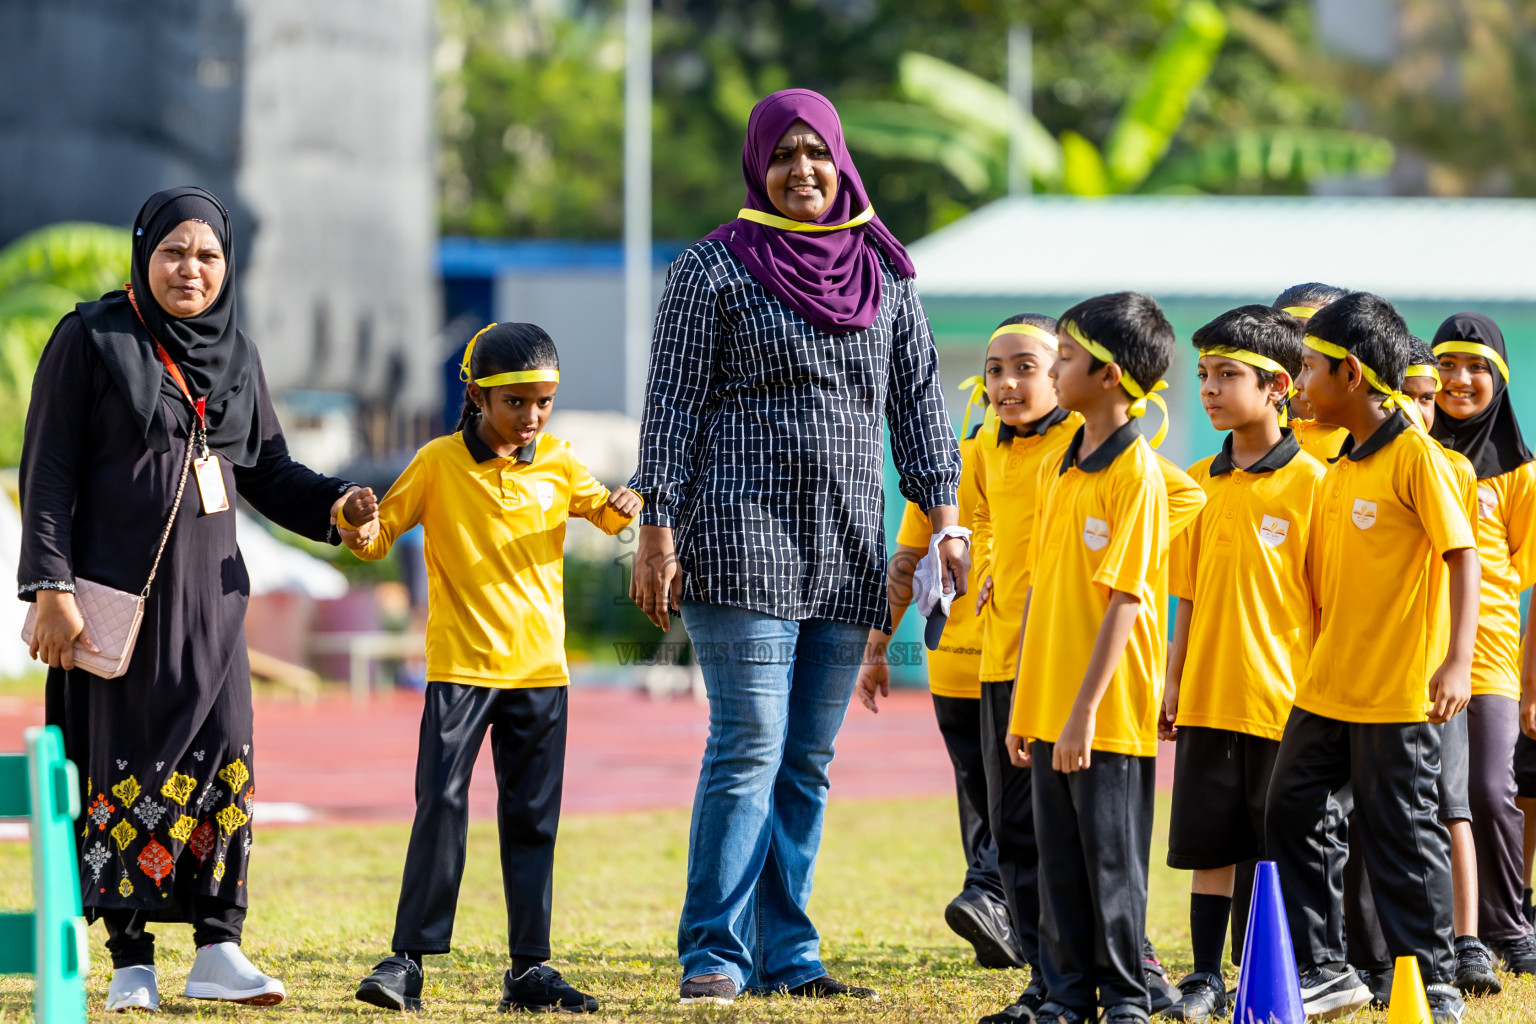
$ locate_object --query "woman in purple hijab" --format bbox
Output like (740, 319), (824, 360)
(629, 89), (964, 1003)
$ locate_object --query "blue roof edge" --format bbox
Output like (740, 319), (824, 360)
(439, 237), (689, 277)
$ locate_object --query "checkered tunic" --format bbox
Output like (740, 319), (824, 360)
(628, 238), (959, 631)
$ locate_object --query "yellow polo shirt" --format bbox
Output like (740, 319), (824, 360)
(1011, 420), (1170, 757)
(1441, 456), (1534, 699)
(971, 409), (1083, 682)
(896, 429), (986, 699)
(346, 428), (636, 687)
(1298, 414), (1477, 723)
(1294, 418), (1349, 463)
(1171, 432), (1326, 741)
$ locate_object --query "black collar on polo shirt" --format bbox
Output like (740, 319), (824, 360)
(998, 406), (1070, 446)
(463, 419), (538, 464)
(1059, 418), (1140, 475)
(1210, 428), (1301, 477)
(1332, 411), (1410, 464)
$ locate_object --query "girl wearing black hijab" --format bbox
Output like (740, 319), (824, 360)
(18, 187), (377, 1011)
(1430, 312), (1536, 973)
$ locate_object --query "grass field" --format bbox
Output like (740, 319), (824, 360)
(3, 795), (1534, 1022)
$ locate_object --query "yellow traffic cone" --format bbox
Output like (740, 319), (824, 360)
(1386, 955), (1432, 1024)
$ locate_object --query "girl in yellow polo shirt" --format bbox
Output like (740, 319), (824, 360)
(341, 322), (640, 1015)
(1428, 313), (1536, 976)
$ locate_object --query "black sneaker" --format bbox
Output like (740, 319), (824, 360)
(1359, 966), (1393, 1008)
(1031, 1001), (1087, 1024)
(976, 976), (1048, 1024)
(1452, 935), (1501, 995)
(1164, 971), (1226, 1022)
(946, 888), (1028, 970)
(498, 965), (597, 1014)
(356, 955), (423, 1012)
(678, 975), (736, 1005)
(1140, 939), (1177, 1015)
(1425, 982), (1466, 1023)
(1298, 964), (1371, 1020)
(1101, 1004), (1149, 1024)
(1490, 931), (1536, 975)
(784, 975), (878, 1000)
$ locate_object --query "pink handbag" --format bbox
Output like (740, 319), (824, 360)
(21, 440), (193, 679)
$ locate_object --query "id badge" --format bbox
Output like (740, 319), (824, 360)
(194, 454), (230, 514)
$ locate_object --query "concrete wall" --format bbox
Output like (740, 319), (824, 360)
(0, 0), (439, 410)
(493, 269), (666, 414)
(237, 0), (438, 408)
(0, 0), (248, 246)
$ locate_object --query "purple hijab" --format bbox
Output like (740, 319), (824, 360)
(704, 88), (914, 335)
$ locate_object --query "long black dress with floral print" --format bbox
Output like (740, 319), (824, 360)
(17, 315), (352, 917)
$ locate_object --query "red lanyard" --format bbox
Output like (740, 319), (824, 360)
(127, 286), (207, 435)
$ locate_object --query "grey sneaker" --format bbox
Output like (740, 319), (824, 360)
(183, 942), (285, 1006)
(1297, 963), (1370, 1020)
(1426, 982), (1466, 1023)
(1452, 935), (1500, 996)
(106, 965), (160, 1013)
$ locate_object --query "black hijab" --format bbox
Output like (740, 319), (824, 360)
(1429, 312), (1533, 480)
(75, 186), (262, 467)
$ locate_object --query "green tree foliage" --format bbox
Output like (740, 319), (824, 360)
(1341, 1), (1536, 197)
(0, 223), (130, 465)
(436, 0), (1376, 242)
(841, 2), (1392, 200)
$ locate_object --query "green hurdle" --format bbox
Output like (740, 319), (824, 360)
(0, 725), (88, 1024)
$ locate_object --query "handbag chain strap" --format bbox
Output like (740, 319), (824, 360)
(141, 435), (194, 600)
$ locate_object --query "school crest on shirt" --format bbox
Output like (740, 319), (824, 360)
(1082, 516), (1110, 551)
(1258, 515), (1290, 548)
(536, 480), (556, 511)
(1351, 498), (1377, 530)
(1477, 485), (1498, 520)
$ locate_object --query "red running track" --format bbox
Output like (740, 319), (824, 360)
(0, 687), (1174, 822)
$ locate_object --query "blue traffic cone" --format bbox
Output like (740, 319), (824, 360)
(1230, 861), (1305, 1024)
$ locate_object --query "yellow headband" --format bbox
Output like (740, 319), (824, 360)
(1405, 364), (1443, 392)
(474, 369), (560, 388)
(735, 205), (875, 233)
(1062, 320), (1169, 448)
(989, 322), (1059, 350)
(1281, 305), (1318, 320)
(1433, 340), (1510, 382)
(461, 323), (561, 388)
(958, 375), (986, 439)
(1304, 334), (1423, 429)
(1199, 345), (1294, 426)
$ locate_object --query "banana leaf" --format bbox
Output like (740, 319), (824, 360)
(0, 222), (129, 298)
(1104, 0), (1227, 192)
(841, 101), (1001, 195)
(896, 52), (1063, 189)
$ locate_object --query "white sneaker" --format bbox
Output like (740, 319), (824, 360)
(183, 942), (286, 1006)
(106, 965), (160, 1012)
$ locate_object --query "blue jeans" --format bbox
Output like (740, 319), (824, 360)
(676, 603), (866, 992)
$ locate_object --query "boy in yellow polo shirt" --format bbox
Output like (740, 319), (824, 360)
(857, 394), (1022, 971)
(988, 292), (1188, 1024)
(342, 323), (639, 1014)
(1266, 293), (1479, 1024)
(1160, 305), (1323, 1021)
(1271, 282), (1350, 462)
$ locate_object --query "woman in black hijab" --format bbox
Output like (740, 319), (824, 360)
(1429, 312), (1536, 971)
(18, 187), (377, 1011)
